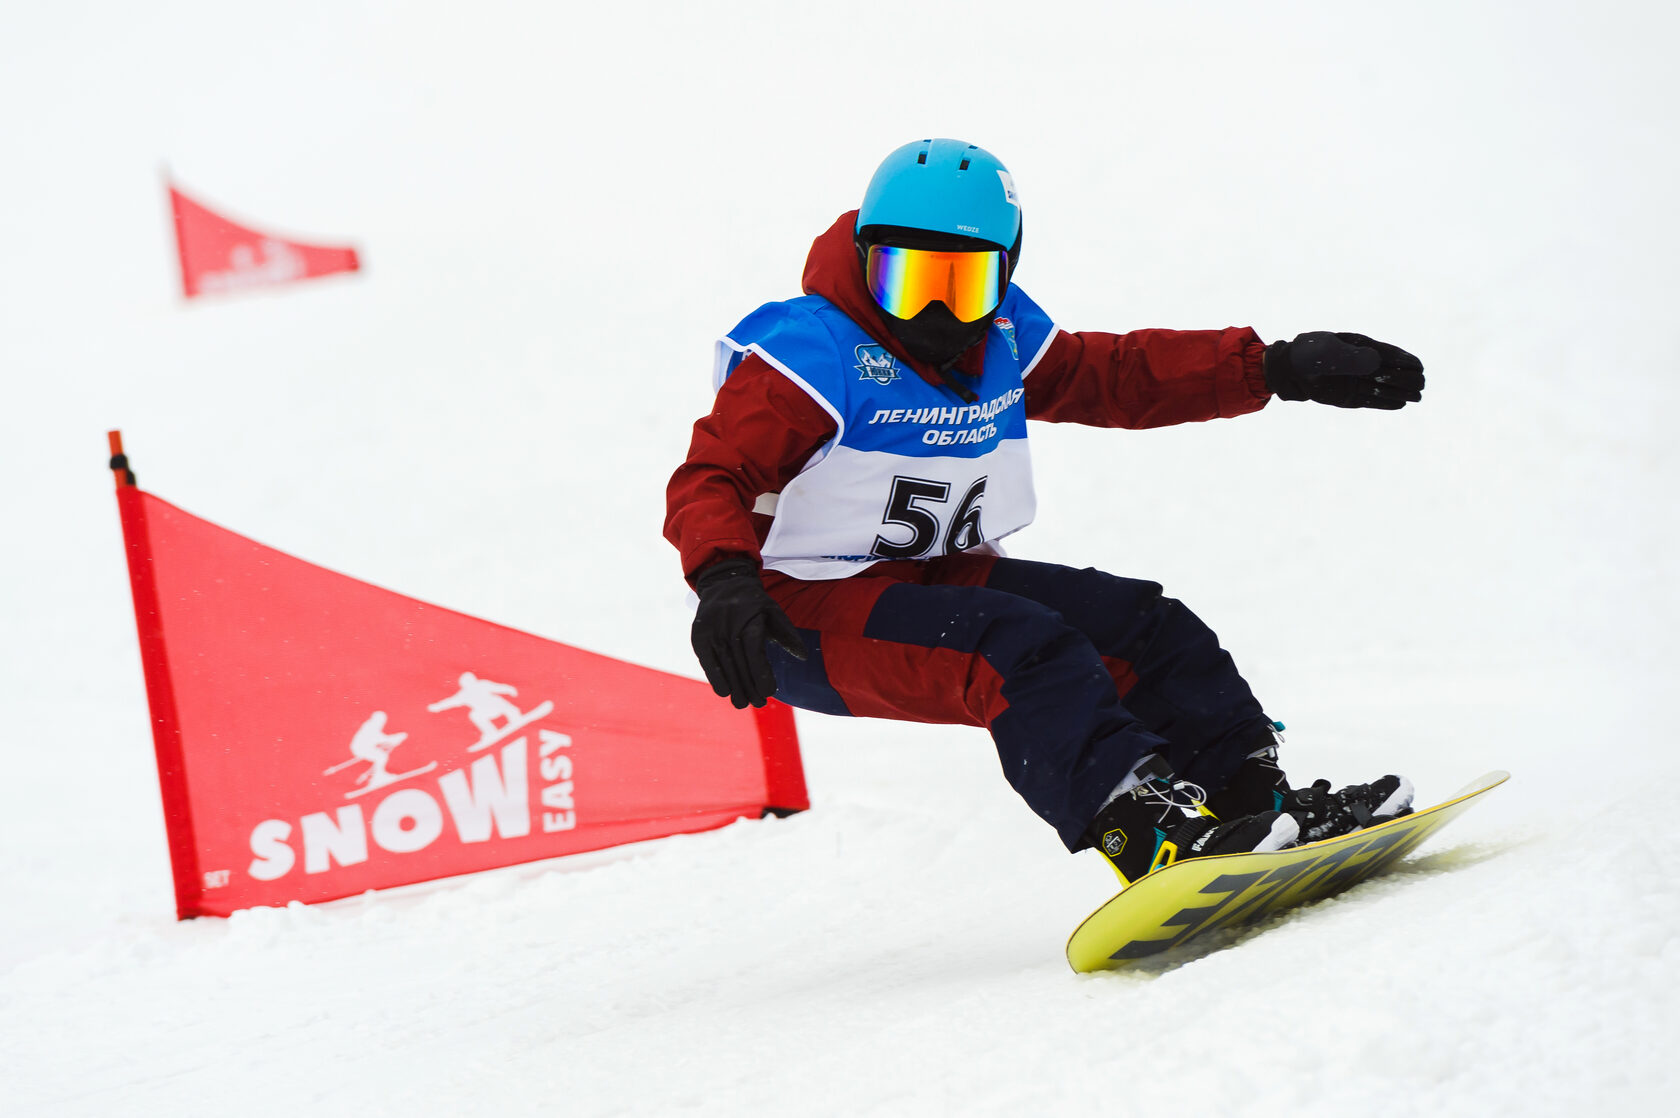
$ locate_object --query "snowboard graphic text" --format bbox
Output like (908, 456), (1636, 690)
(1106, 823), (1424, 960)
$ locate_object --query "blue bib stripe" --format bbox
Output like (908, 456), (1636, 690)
(715, 286), (1057, 579)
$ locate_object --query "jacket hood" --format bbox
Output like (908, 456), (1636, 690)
(800, 210), (985, 390)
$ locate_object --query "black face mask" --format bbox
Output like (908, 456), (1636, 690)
(884, 299), (993, 371)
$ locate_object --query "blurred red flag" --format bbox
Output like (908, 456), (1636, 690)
(108, 433), (806, 919)
(168, 181), (361, 298)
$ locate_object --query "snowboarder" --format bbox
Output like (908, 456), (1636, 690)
(427, 671), (536, 750)
(664, 139), (1423, 885)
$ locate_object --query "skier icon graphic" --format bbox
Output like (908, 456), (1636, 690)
(427, 671), (554, 752)
(323, 710), (438, 799)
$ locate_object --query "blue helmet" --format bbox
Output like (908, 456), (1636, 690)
(855, 139), (1022, 250)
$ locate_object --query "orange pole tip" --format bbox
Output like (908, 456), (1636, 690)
(108, 430), (135, 488)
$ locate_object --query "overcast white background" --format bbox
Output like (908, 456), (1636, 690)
(2, 1), (1676, 1113)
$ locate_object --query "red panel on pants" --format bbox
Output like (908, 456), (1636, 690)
(761, 552), (1135, 726)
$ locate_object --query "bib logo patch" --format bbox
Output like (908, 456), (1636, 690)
(854, 343), (900, 385)
(994, 316), (1018, 360)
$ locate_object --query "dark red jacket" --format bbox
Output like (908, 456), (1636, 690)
(664, 211), (1272, 581)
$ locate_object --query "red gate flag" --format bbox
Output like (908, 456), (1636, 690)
(168, 180), (361, 298)
(107, 432), (806, 919)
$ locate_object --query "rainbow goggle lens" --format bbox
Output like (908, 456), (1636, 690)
(864, 244), (1007, 323)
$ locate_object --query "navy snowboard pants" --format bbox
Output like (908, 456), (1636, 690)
(762, 553), (1272, 850)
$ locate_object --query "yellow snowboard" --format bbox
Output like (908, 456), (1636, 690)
(1067, 771), (1510, 973)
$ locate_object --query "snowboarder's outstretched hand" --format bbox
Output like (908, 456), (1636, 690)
(691, 558), (808, 709)
(1264, 332), (1424, 410)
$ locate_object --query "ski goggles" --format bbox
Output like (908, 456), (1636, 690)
(864, 244), (1007, 323)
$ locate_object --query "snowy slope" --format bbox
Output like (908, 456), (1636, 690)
(3, 1), (1677, 1114)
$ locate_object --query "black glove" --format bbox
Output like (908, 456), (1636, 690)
(1264, 332), (1424, 410)
(691, 558), (808, 709)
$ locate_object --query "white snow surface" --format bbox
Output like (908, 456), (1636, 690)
(3, 2), (1678, 1114)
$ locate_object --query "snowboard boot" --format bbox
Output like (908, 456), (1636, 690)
(1205, 741), (1415, 845)
(1084, 755), (1299, 886)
